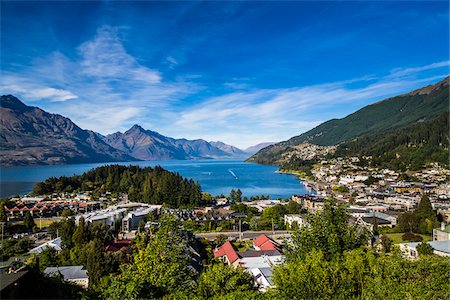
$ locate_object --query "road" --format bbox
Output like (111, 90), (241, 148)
(195, 230), (291, 241)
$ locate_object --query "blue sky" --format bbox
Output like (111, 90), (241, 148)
(1, 1), (449, 148)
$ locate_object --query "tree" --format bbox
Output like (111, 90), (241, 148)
(214, 234), (228, 247)
(38, 247), (58, 271)
(72, 217), (87, 247)
(84, 239), (108, 287)
(23, 211), (36, 230)
(60, 218), (76, 249)
(285, 198), (368, 262)
(416, 195), (434, 219)
(229, 189), (237, 203)
(380, 235), (393, 253)
(103, 214), (198, 299)
(0, 203), (7, 224)
(196, 264), (255, 298)
(61, 210), (74, 218)
(416, 242), (433, 256)
(236, 189), (243, 202)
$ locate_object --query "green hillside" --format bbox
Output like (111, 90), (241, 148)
(248, 77), (449, 166)
(335, 112), (449, 170)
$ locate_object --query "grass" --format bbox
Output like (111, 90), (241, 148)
(36, 219), (57, 229)
(384, 233), (432, 244)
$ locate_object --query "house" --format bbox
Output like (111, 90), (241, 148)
(253, 234), (282, 252)
(105, 239), (132, 254)
(0, 270), (30, 299)
(400, 240), (450, 259)
(433, 223), (450, 241)
(44, 266), (89, 288)
(213, 235), (283, 291)
(250, 268), (274, 292)
(284, 214), (305, 229)
(28, 237), (62, 254)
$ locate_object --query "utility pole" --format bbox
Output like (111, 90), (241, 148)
(239, 219), (242, 241)
(0, 222), (4, 247)
(272, 217), (275, 237)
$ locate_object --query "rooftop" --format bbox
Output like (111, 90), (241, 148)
(44, 266), (88, 280)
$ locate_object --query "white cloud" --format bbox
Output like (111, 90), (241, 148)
(166, 56), (178, 69)
(388, 60), (450, 79)
(0, 26), (447, 148)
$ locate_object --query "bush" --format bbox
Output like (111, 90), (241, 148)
(402, 232), (423, 242)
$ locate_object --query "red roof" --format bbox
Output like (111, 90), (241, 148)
(254, 234), (270, 247)
(253, 234), (282, 252)
(213, 241), (239, 263)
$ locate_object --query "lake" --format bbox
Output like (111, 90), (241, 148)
(0, 159), (309, 199)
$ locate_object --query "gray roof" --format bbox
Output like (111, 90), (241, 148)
(407, 240), (450, 254)
(44, 266), (88, 280)
(0, 271), (29, 291)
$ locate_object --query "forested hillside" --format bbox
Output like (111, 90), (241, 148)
(32, 165), (202, 207)
(335, 112), (449, 170)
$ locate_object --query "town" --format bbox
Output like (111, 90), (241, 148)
(1, 159), (449, 298)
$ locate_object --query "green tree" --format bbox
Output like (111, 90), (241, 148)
(103, 214), (198, 299)
(84, 239), (108, 287)
(23, 211), (36, 230)
(72, 217), (87, 247)
(38, 247), (59, 271)
(285, 198), (368, 262)
(196, 264), (255, 298)
(236, 189), (242, 202)
(60, 218), (76, 249)
(380, 235), (393, 253)
(214, 234), (228, 247)
(0, 203), (7, 224)
(416, 242), (433, 256)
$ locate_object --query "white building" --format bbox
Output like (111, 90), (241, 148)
(400, 240), (450, 259)
(28, 237), (62, 254)
(284, 214), (305, 228)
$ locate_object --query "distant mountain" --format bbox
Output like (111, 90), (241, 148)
(103, 125), (245, 160)
(244, 142), (275, 154)
(248, 77), (449, 165)
(0, 95), (135, 166)
(209, 141), (248, 157)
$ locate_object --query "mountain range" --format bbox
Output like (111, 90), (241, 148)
(0, 96), (258, 166)
(248, 76), (449, 166)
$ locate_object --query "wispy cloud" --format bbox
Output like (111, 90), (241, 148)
(1, 26), (199, 132)
(388, 60), (450, 79)
(171, 65), (448, 147)
(0, 24), (448, 148)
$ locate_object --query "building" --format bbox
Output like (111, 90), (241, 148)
(213, 235), (283, 291)
(44, 266), (89, 288)
(122, 206), (157, 232)
(284, 214), (305, 228)
(433, 223), (450, 241)
(400, 240), (450, 259)
(28, 237), (62, 254)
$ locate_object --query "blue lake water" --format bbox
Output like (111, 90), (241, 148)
(0, 159), (308, 199)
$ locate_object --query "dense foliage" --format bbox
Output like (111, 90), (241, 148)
(285, 198), (368, 262)
(335, 112), (449, 170)
(32, 165), (202, 207)
(280, 158), (315, 178)
(272, 197), (450, 299)
(396, 195), (439, 234)
(272, 248), (450, 300)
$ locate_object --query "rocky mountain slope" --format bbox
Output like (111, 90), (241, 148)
(0, 95), (135, 166)
(103, 125), (247, 160)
